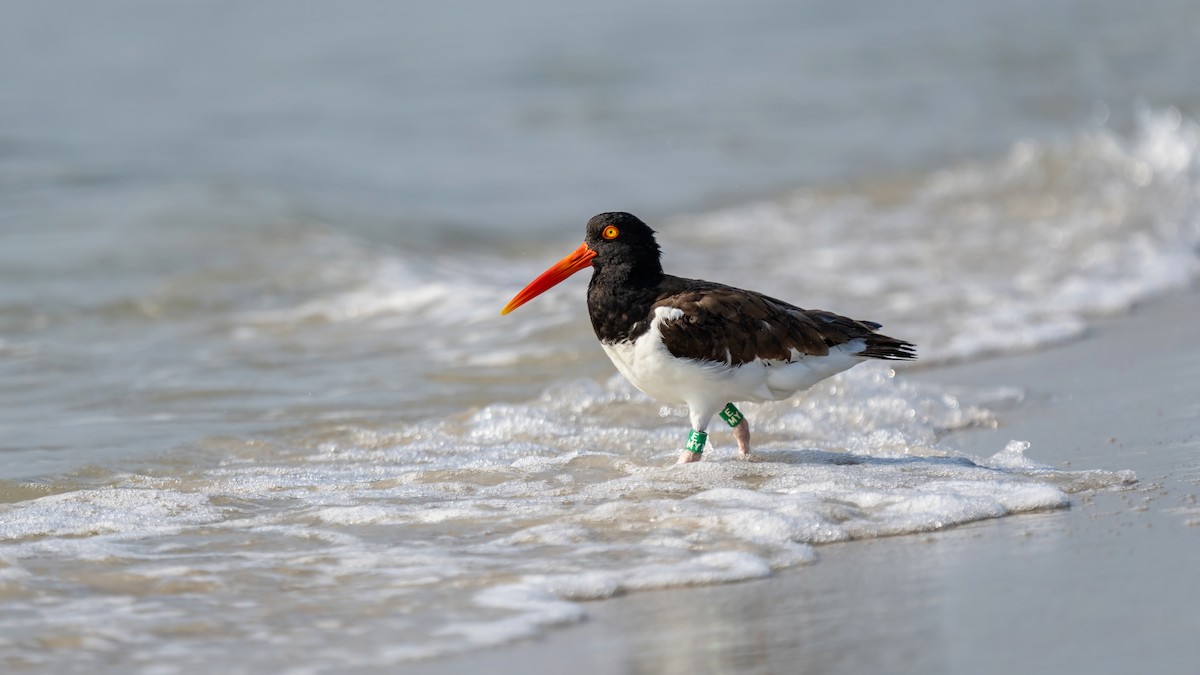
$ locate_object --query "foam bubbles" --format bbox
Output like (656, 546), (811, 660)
(988, 440), (1047, 470)
(0, 487), (221, 542)
(0, 367), (1135, 668)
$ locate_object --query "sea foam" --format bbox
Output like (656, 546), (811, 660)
(0, 366), (1135, 667)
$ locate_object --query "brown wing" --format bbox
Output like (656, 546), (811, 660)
(652, 279), (915, 366)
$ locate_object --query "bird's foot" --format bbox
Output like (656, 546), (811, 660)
(733, 417), (751, 458)
(676, 449), (703, 464)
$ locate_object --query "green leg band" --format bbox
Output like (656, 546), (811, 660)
(719, 403), (744, 427)
(686, 429), (708, 454)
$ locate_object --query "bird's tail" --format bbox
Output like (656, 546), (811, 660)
(860, 331), (917, 361)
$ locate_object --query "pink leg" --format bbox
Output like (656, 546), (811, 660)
(734, 418), (751, 457)
(676, 449), (703, 464)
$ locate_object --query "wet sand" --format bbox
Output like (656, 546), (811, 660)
(414, 286), (1200, 675)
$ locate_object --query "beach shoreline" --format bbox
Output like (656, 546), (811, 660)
(4, 3), (1200, 671)
(413, 285), (1200, 675)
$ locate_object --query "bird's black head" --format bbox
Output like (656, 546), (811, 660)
(583, 212), (663, 282)
(500, 212), (663, 316)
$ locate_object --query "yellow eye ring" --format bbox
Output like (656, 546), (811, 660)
(602, 225), (619, 240)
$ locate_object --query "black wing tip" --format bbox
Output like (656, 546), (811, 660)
(860, 336), (918, 361)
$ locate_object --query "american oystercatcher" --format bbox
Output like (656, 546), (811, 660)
(502, 212), (916, 464)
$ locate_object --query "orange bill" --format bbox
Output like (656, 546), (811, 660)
(501, 242), (597, 315)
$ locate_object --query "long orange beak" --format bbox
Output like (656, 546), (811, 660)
(501, 242), (597, 315)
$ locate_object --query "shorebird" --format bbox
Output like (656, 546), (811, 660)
(502, 212), (916, 464)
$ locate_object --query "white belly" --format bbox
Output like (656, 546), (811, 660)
(599, 307), (867, 412)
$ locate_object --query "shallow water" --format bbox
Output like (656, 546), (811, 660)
(1, 0), (1199, 671)
(0, 369), (1136, 669)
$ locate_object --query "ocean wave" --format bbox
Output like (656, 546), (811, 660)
(674, 106), (1199, 362)
(0, 366), (1134, 667)
(231, 108), (1199, 373)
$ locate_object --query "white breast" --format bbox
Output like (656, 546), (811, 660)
(599, 306), (867, 413)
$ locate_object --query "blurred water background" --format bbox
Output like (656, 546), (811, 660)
(0, 1), (1197, 671)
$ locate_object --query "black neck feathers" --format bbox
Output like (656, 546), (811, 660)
(581, 212), (666, 344)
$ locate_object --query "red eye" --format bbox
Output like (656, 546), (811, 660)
(602, 225), (619, 240)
